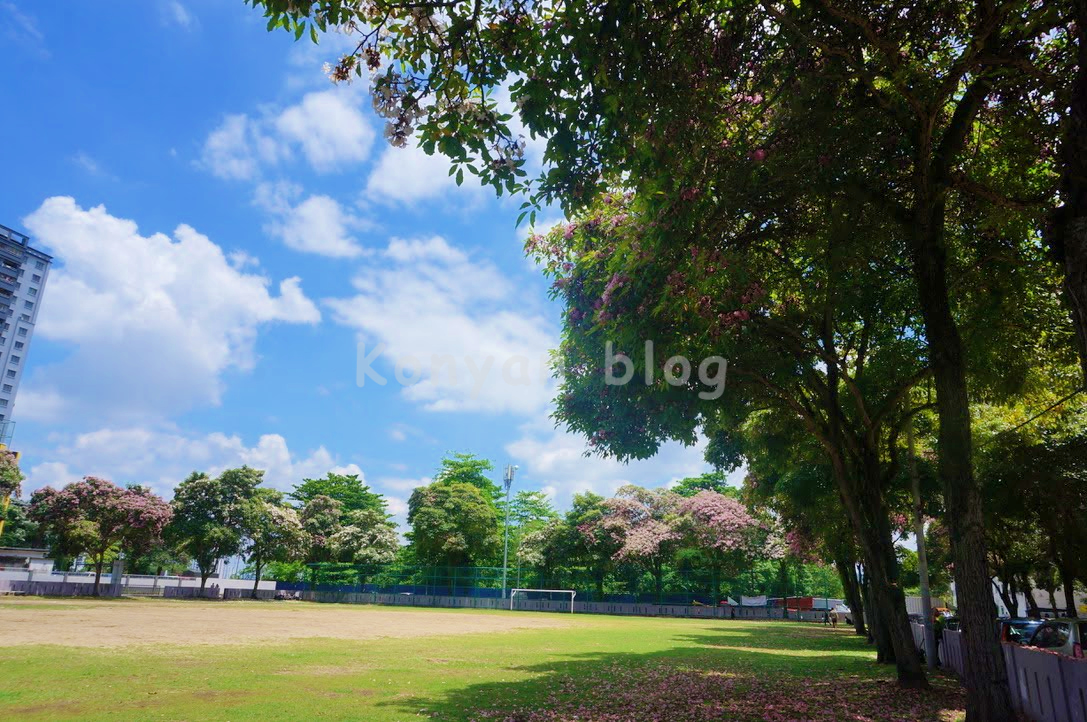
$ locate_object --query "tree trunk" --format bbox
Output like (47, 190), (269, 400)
(856, 521), (918, 676)
(1060, 562), (1079, 618)
(200, 570), (210, 594)
(835, 557), (867, 637)
(858, 566), (875, 643)
(93, 559), (104, 597)
(837, 462), (924, 684)
(994, 579), (1016, 619)
(251, 560), (263, 600)
(653, 559), (663, 603)
(1023, 578), (1041, 617)
(911, 202), (1014, 720)
(864, 572), (894, 662)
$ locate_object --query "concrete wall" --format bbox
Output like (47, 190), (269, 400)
(0, 578), (122, 597)
(0, 568), (275, 592)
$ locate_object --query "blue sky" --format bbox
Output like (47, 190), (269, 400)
(0, 1), (718, 527)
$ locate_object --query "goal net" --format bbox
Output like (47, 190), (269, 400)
(509, 588), (577, 613)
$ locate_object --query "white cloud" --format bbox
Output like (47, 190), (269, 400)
(1, 3), (48, 59)
(19, 197), (321, 423)
(161, 0), (196, 30)
(71, 152), (117, 181)
(274, 90), (374, 172)
(326, 235), (557, 414)
(364, 142), (485, 207)
(200, 90), (372, 181)
(255, 182), (370, 258)
(505, 419), (724, 509)
(22, 427), (364, 500)
(199, 114), (281, 181)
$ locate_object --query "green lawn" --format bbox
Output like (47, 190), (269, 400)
(0, 598), (964, 721)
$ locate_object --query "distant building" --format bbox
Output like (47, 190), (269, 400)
(0, 224), (51, 442)
(0, 547), (54, 571)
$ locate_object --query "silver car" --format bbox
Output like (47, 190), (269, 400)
(1027, 618), (1087, 658)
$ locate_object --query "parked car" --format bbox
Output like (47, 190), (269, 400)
(997, 618), (1044, 645)
(1026, 618), (1087, 658)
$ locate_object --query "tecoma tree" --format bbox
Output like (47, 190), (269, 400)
(675, 491), (759, 604)
(330, 509), (400, 566)
(242, 489), (307, 598)
(532, 189), (934, 681)
(593, 485), (682, 601)
(30, 477), (172, 595)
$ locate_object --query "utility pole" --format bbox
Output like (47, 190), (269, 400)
(908, 421), (937, 669)
(501, 464), (517, 599)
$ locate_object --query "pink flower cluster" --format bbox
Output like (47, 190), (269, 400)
(678, 491), (758, 554)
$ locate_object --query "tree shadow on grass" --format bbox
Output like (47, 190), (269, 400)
(375, 636), (966, 722)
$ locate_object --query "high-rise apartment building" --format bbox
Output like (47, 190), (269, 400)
(0, 224), (51, 442)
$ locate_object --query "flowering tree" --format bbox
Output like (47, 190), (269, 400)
(29, 477), (172, 595)
(0, 450), (23, 499)
(532, 187), (934, 679)
(676, 491), (758, 602)
(300, 494), (343, 564)
(243, 493), (307, 598)
(330, 509), (399, 565)
(593, 486), (681, 601)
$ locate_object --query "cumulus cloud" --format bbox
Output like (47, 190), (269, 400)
(505, 419), (727, 509)
(254, 181), (371, 258)
(200, 89), (372, 180)
(199, 114), (282, 181)
(22, 427), (363, 499)
(364, 142), (485, 207)
(326, 235), (557, 414)
(274, 90), (374, 172)
(19, 197), (320, 423)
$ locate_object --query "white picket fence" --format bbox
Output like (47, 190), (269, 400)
(939, 629), (1087, 722)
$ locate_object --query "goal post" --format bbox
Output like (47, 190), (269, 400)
(509, 588), (577, 613)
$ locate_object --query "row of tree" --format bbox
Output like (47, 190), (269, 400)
(20, 468), (399, 597)
(248, 3), (1087, 717)
(12, 452), (849, 605)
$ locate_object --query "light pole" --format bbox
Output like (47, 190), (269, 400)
(501, 464), (517, 599)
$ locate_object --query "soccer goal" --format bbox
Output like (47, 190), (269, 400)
(510, 588), (577, 613)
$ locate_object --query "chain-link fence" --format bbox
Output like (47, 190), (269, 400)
(274, 561), (844, 606)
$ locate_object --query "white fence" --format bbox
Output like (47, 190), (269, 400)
(0, 568), (274, 592)
(940, 630), (1087, 722)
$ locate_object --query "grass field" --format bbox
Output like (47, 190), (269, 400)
(0, 598), (965, 721)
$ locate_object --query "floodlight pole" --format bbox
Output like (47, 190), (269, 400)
(501, 464), (517, 599)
